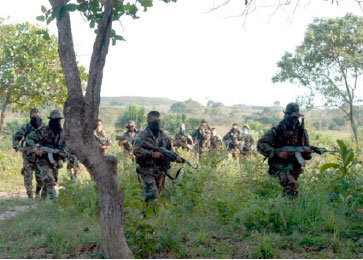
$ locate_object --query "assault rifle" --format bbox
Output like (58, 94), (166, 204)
(142, 140), (197, 179)
(116, 135), (134, 144)
(276, 146), (336, 167)
(36, 144), (77, 165)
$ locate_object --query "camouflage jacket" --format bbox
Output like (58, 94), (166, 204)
(223, 129), (242, 151)
(121, 130), (138, 152)
(13, 122), (45, 161)
(257, 121), (312, 166)
(26, 126), (66, 165)
(133, 127), (174, 168)
(240, 134), (254, 151)
(210, 135), (223, 149)
(192, 128), (210, 148)
(94, 129), (112, 146)
(174, 132), (193, 148)
(12, 122), (45, 150)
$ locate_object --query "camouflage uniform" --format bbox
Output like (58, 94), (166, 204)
(26, 110), (65, 200)
(133, 127), (174, 202)
(13, 123), (45, 198)
(209, 134), (223, 150)
(192, 128), (210, 154)
(67, 156), (81, 181)
(174, 132), (193, 151)
(257, 103), (312, 197)
(94, 129), (112, 153)
(240, 133), (254, 157)
(223, 129), (242, 159)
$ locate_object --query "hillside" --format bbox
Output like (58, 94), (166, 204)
(101, 96), (178, 111)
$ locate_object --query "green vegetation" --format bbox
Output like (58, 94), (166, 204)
(0, 136), (361, 258)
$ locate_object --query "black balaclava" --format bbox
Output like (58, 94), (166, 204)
(148, 121), (161, 136)
(283, 114), (300, 130)
(49, 118), (62, 134)
(30, 116), (42, 129)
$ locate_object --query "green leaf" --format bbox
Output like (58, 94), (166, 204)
(41, 5), (47, 14)
(66, 4), (78, 12)
(320, 163), (340, 173)
(36, 16), (45, 22)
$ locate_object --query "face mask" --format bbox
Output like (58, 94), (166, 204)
(180, 128), (185, 135)
(30, 116), (42, 129)
(148, 121), (161, 135)
(284, 116), (300, 129)
(242, 129), (248, 135)
(49, 119), (62, 134)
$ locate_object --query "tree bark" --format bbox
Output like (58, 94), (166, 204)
(349, 104), (359, 153)
(49, 0), (133, 258)
(0, 95), (10, 136)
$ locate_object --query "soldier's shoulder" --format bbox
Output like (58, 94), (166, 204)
(136, 128), (149, 139)
(22, 123), (31, 131)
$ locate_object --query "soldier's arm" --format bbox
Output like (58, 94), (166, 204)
(132, 134), (153, 159)
(302, 130), (312, 160)
(222, 132), (229, 142)
(257, 129), (277, 158)
(25, 129), (44, 153)
(12, 126), (25, 149)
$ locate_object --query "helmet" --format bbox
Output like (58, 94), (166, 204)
(126, 120), (136, 128)
(30, 108), (40, 116)
(48, 110), (63, 119)
(284, 103), (303, 117)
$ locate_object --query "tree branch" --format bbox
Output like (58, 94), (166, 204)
(49, 0), (84, 101)
(84, 0), (113, 128)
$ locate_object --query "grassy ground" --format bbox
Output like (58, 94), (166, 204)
(0, 137), (362, 258)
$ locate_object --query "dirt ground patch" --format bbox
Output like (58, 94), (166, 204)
(0, 205), (28, 221)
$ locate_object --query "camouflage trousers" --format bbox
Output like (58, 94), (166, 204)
(21, 159), (45, 199)
(37, 161), (59, 201)
(137, 166), (166, 202)
(67, 163), (81, 181)
(227, 149), (241, 160)
(270, 164), (302, 198)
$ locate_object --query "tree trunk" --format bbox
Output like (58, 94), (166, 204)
(0, 95), (10, 136)
(349, 105), (359, 153)
(49, 0), (133, 258)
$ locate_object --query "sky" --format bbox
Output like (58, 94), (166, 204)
(0, 0), (361, 106)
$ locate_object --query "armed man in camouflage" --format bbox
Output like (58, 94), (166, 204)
(240, 125), (254, 158)
(192, 120), (210, 155)
(257, 103), (312, 198)
(94, 119), (112, 153)
(133, 111), (182, 202)
(174, 123), (193, 151)
(118, 120), (139, 161)
(26, 110), (66, 201)
(13, 108), (45, 199)
(209, 127), (223, 150)
(223, 123), (242, 160)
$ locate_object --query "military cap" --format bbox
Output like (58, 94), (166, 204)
(48, 110), (63, 119)
(126, 120), (136, 127)
(180, 123), (186, 128)
(242, 124), (249, 129)
(284, 103), (303, 117)
(30, 108), (40, 116)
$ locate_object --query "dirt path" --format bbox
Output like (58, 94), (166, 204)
(0, 189), (29, 222)
(0, 190), (27, 198)
(0, 205), (29, 221)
